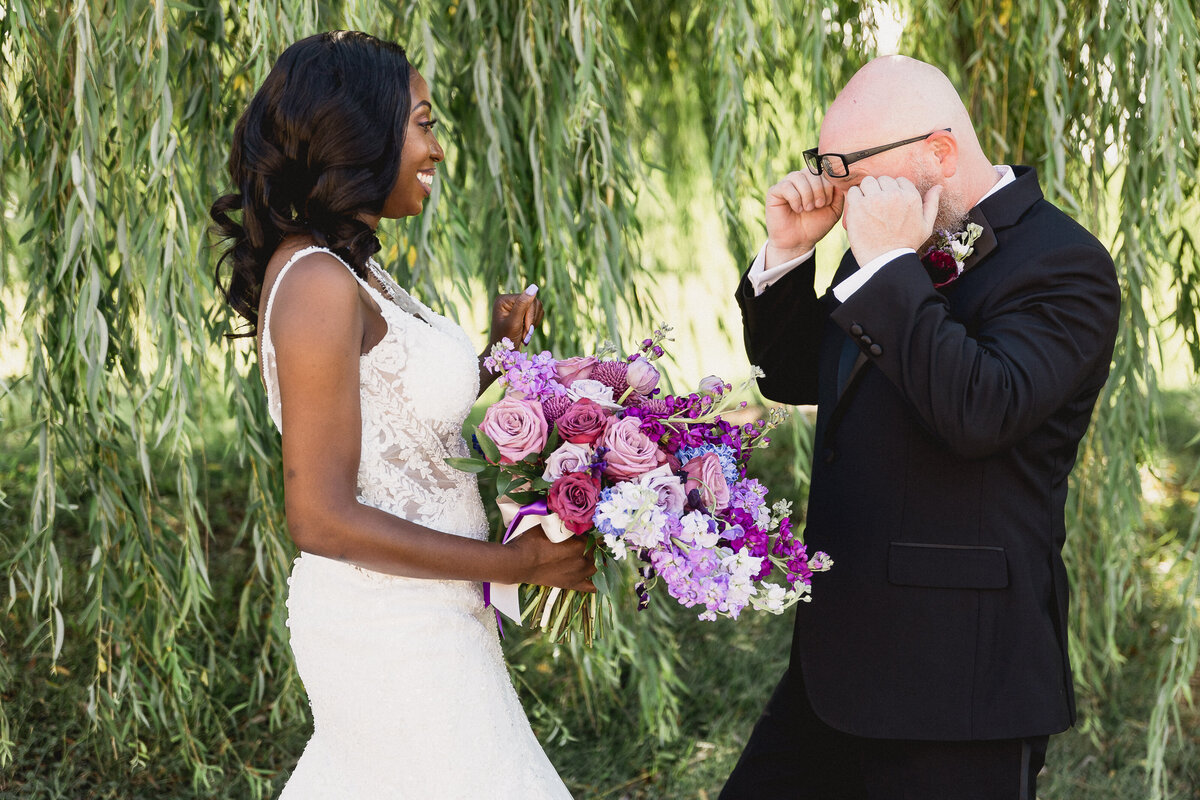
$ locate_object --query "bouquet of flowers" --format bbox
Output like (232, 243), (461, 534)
(449, 325), (831, 645)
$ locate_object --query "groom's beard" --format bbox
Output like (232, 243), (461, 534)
(913, 166), (969, 250)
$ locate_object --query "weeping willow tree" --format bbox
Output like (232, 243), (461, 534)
(1, 0), (1197, 797)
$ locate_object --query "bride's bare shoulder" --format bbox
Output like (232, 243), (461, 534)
(263, 245), (363, 345)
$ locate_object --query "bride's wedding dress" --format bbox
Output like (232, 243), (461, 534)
(260, 246), (571, 799)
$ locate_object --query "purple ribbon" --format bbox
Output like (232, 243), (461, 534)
(484, 498), (550, 638)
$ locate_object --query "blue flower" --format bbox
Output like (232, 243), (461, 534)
(677, 443), (739, 485)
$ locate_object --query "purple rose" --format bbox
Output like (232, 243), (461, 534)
(547, 472), (601, 535)
(683, 452), (731, 510)
(553, 355), (599, 386)
(626, 358), (661, 395)
(698, 375), (726, 395)
(555, 398), (611, 444)
(601, 416), (667, 481)
(637, 463), (687, 515)
(541, 441), (595, 482)
(480, 396), (548, 463)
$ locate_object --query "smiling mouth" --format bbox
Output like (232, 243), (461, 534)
(417, 171), (434, 192)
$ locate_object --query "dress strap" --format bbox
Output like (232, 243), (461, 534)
(259, 246), (365, 432)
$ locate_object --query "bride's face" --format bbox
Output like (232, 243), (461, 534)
(381, 71), (443, 218)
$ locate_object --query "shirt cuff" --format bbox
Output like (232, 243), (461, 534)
(832, 248), (915, 301)
(748, 242), (815, 296)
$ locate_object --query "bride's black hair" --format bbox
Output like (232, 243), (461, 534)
(210, 31), (412, 337)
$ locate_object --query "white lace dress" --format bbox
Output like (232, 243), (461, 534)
(260, 246), (572, 799)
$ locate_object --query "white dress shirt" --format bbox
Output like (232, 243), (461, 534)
(748, 165), (1016, 298)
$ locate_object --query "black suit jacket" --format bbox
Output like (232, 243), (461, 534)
(737, 167), (1121, 741)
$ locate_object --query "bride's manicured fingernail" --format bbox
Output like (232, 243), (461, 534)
(523, 326), (534, 344)
(524, 284), (538, 296)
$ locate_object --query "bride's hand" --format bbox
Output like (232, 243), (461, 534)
(507, 525), (597, 592)
(489, 285), (545, 349)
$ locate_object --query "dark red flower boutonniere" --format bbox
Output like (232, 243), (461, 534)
(922, 222), (984, 288)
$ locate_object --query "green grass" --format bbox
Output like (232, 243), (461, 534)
(0, 392), (1197, 799)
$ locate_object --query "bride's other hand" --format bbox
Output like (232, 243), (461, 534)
(507, 524), (597, 592)
(489, 285), (545, 350)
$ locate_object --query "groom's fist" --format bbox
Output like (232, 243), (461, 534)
(843, 176), (941, 265)
(765, 170), (844, 268)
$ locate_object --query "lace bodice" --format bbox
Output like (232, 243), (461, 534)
(260, 246), (488, 539)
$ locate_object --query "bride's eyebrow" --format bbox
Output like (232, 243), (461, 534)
(411, 100), (432, 114)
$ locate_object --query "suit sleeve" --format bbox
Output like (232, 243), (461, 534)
(831, 243), (1120, 459)
(736, 255), (825, 405)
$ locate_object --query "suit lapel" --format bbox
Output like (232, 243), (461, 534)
(961, 206), (998, 273)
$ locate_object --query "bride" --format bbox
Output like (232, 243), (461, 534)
(210, 31), (594, 798)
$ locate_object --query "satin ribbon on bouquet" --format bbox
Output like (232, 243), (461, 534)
(484, 497), (573, 635)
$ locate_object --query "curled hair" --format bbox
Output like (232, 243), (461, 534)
(210, 31), (412, 336)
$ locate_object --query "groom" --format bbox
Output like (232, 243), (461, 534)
(721, 56), (1121, 799)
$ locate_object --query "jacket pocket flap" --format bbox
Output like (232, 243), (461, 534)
(888, 542), (1008, 589)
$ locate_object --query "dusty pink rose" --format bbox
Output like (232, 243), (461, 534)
(541, 442), (594, 482)
(601, 416), (667, 481)
(698, 375), (726, 395)
(683, 452), (731, 511)
(553, 355), (599, 386)
(637, 463), (686, 515)
(555, 398), (610, 444)
(479, 396), (548, 463)
(625, 358), (660, 395)
(547, 472), (601, 535)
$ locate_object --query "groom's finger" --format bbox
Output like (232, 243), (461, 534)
(922, 184), (943, 230)
(767, 176), (806, 214)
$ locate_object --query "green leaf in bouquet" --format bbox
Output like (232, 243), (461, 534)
(591, 560), (613, 596)
(496, 471), (518, 499)
(540, 426), (562, 457)
(504, 489), (543, 506)
(472, 425), (501, 464)
(443, 457), (487, 473)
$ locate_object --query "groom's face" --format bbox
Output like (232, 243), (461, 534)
(817, 124), (967, 233)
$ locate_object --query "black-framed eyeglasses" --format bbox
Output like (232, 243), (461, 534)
(803, 128), (951, 178)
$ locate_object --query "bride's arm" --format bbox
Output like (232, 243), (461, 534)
(270, 256), (592, 590)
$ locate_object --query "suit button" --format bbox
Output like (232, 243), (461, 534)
(869, 344), (883, 356)
(859, 334), (872, 345)
(849, 323), (864, 337)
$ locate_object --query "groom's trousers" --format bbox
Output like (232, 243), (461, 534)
(719, 668), (1049, 800)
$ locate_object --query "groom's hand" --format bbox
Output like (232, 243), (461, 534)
(843, 176), (941, 265)
(764, 170), (844, 268)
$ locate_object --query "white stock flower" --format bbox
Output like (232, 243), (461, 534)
(679, 511), (711, 544)
(722, 550), (762, 582)
(603, 532), (628, 560)
(750, 582), (788, 613)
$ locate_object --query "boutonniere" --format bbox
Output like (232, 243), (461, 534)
(923, 222), (984, 288)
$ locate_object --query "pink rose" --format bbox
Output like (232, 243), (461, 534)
(553, 356), (599, 386)
(625, 358), (660, 395)
(555, 398), (610, 444)
(541, 441), (594, 482)
(479, 396), (548, 463)
(547, 472), (601, 535)
(683, 452), (731, 510)
(698, 375), (726, 395)
(637, 464), (686, 515)
(601, 416), (667, 481)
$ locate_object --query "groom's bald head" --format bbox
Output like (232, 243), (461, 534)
(818, 56), (996, 220)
